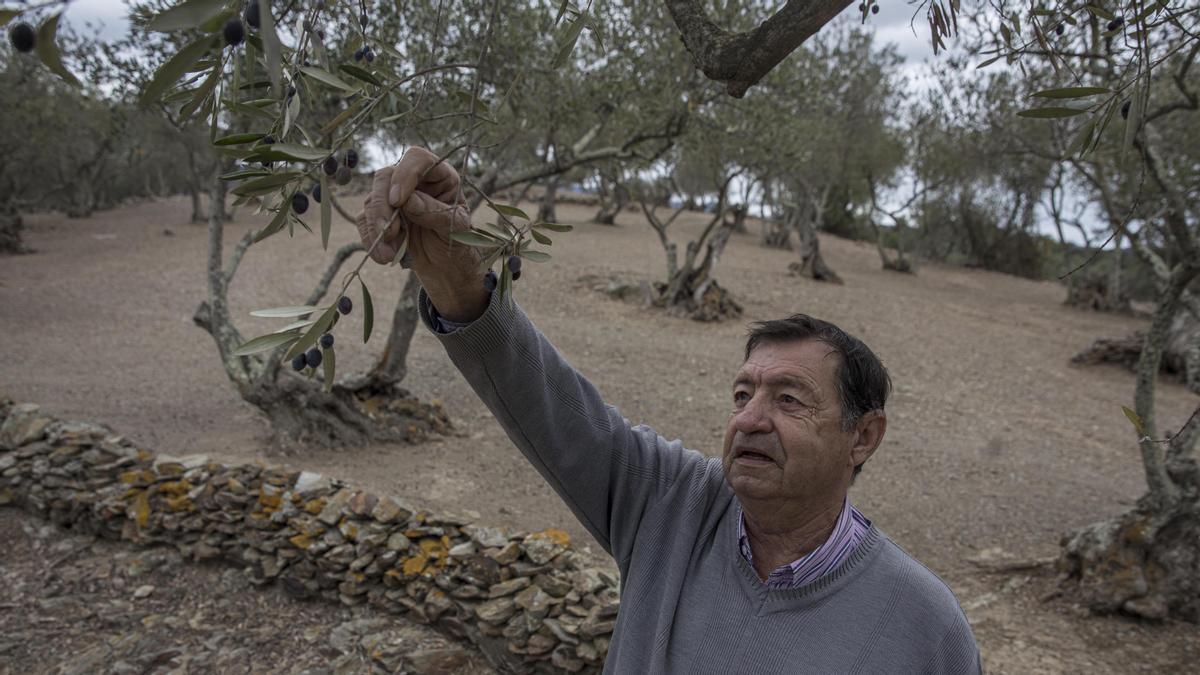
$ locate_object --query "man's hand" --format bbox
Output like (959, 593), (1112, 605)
(355, 147), (490, 323)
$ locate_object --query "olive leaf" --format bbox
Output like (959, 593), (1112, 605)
(232, 330), (301, 356)
(141, 36), (217, 106)
(361, 279), (374, 343)
(489, 203), (530, 220)
(285, 306), (338, 361)
(1122, 406), (1149, 438)
(249, 305), (320, 318)
(35, 13), (81, 87)
(147, 0), (228, 32)
(322, 346), (336, 392)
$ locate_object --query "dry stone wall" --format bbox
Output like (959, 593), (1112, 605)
(0, 399), (620, 674)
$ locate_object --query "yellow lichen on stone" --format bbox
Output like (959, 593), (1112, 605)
(132, 491), (150, 527)
(385, 568), (403, 579)
(119, 470), (154, 485)
(402, 554), (428, 576)
(164, 495), (193, 512)
(420, 538), (448, 560)
(258, 491), (282, 509)
(157, 480), (191, 496)
(304, 498), (326, 515)
(536, 528), (571, 547)
(289, 534), (314, 549)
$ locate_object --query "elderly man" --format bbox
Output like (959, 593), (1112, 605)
(357, 148), (981, 673)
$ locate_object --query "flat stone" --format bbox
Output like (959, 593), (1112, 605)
(526, 632), (556, 656)
(386, 533), (411, 551)
(406, 647), (470, 675)
(348, 491), (377, 517)
(317, 489), (354, 526)
(0, 404), (52, 449)
(474, 597), (516, 624)
(515, 584), (554, 617)
(489, 542), (521, 565)
(470, 526), (510, 549)
(132, 585), (155, 599)
(535, 572), (573, 598)
(488, 577), (530, 598)
(293, 471), (331, 496)
(572, 568), (606, 595)
(370, 497), (411, 524)
(522, 529), (570, 565)
(448, 541), (476, 557)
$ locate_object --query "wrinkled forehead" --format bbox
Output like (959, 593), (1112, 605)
(735, 339), (842, 390)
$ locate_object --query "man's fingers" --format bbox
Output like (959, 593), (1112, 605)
(402, 190), (469, 234)
(387, 147), (461, 208)
(355, 209), (398, 264)
(366, 167), (395, 231)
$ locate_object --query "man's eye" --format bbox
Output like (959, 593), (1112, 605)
(733, 391), (750, 403)
(781, 395), (802, 405)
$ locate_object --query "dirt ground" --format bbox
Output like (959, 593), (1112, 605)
(2, 194), (1199, 673)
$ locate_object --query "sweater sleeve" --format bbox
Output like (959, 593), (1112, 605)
(922, 612), (982, 675)
(417, 286), (701, 563)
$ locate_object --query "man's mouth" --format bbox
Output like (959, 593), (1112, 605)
(734, 449), (775, 465)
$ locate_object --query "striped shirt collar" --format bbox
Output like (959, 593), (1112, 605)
(736, 495), (871, 589)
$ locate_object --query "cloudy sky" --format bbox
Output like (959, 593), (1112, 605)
(63, 0), (945, 68)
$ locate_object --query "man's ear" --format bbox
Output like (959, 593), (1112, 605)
(850, 410), (886, 469)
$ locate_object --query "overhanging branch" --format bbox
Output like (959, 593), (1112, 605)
(665, 0), (856, 97)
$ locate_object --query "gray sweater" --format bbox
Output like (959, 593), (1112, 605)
(419, 287), (982, 674)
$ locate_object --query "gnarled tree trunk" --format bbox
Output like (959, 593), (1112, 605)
(1060, 250), (1200, 621)
(537, 176), (560, 224)
(0, 207), (30, 255)
(593, 174), (629, 225)
(786, 200), (842, 284)
(194, 184), (448, 453)
(638, 173), (744, 322)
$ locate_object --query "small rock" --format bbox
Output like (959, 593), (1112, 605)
(293, 471), (331, 496)
(475, 597), (516, 624)
(488, 577), (530, 598)
(133, 585), (155, 599)
(406, 647), (470, 675)
(386, 533), (411, 551)
(448, 541), (476, 557)
(370, 497), (411, 524)
(489, 542), (521, 565)
(470, 526), (510, 548)
(522, 529), (569, 565)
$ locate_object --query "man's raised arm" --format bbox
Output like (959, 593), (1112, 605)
(354, 148), (706, 564)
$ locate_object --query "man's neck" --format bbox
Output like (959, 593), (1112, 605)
(741, 494), (847, 581)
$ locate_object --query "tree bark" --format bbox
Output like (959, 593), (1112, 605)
(193, 184), (448, 452)
(0, 208), (30, 255)
(787, 202), (842, 284)
(537, 176), (560, 224)
(664, 0), (855, 97)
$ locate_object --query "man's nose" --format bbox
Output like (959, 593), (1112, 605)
(732, 394), (772, 434)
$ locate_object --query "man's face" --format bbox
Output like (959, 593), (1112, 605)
(721, 339), (859, 508)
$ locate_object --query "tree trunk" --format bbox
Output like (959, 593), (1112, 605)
(593, 176), (628, 225)
(339, 272), (423, 395)
(193, 184), (448, 453)
(788, 207), (842, 284)
(537, 177), (559, 224)
(1061, 265), (1200, 622)
(761, 218), (792, 249)
(190, 186), (206, 224)
(726, 204), (748, 234)
(1072, 302), (1200, 394)
(650, 176), (744, 322)
(0, 208), (31, 255)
